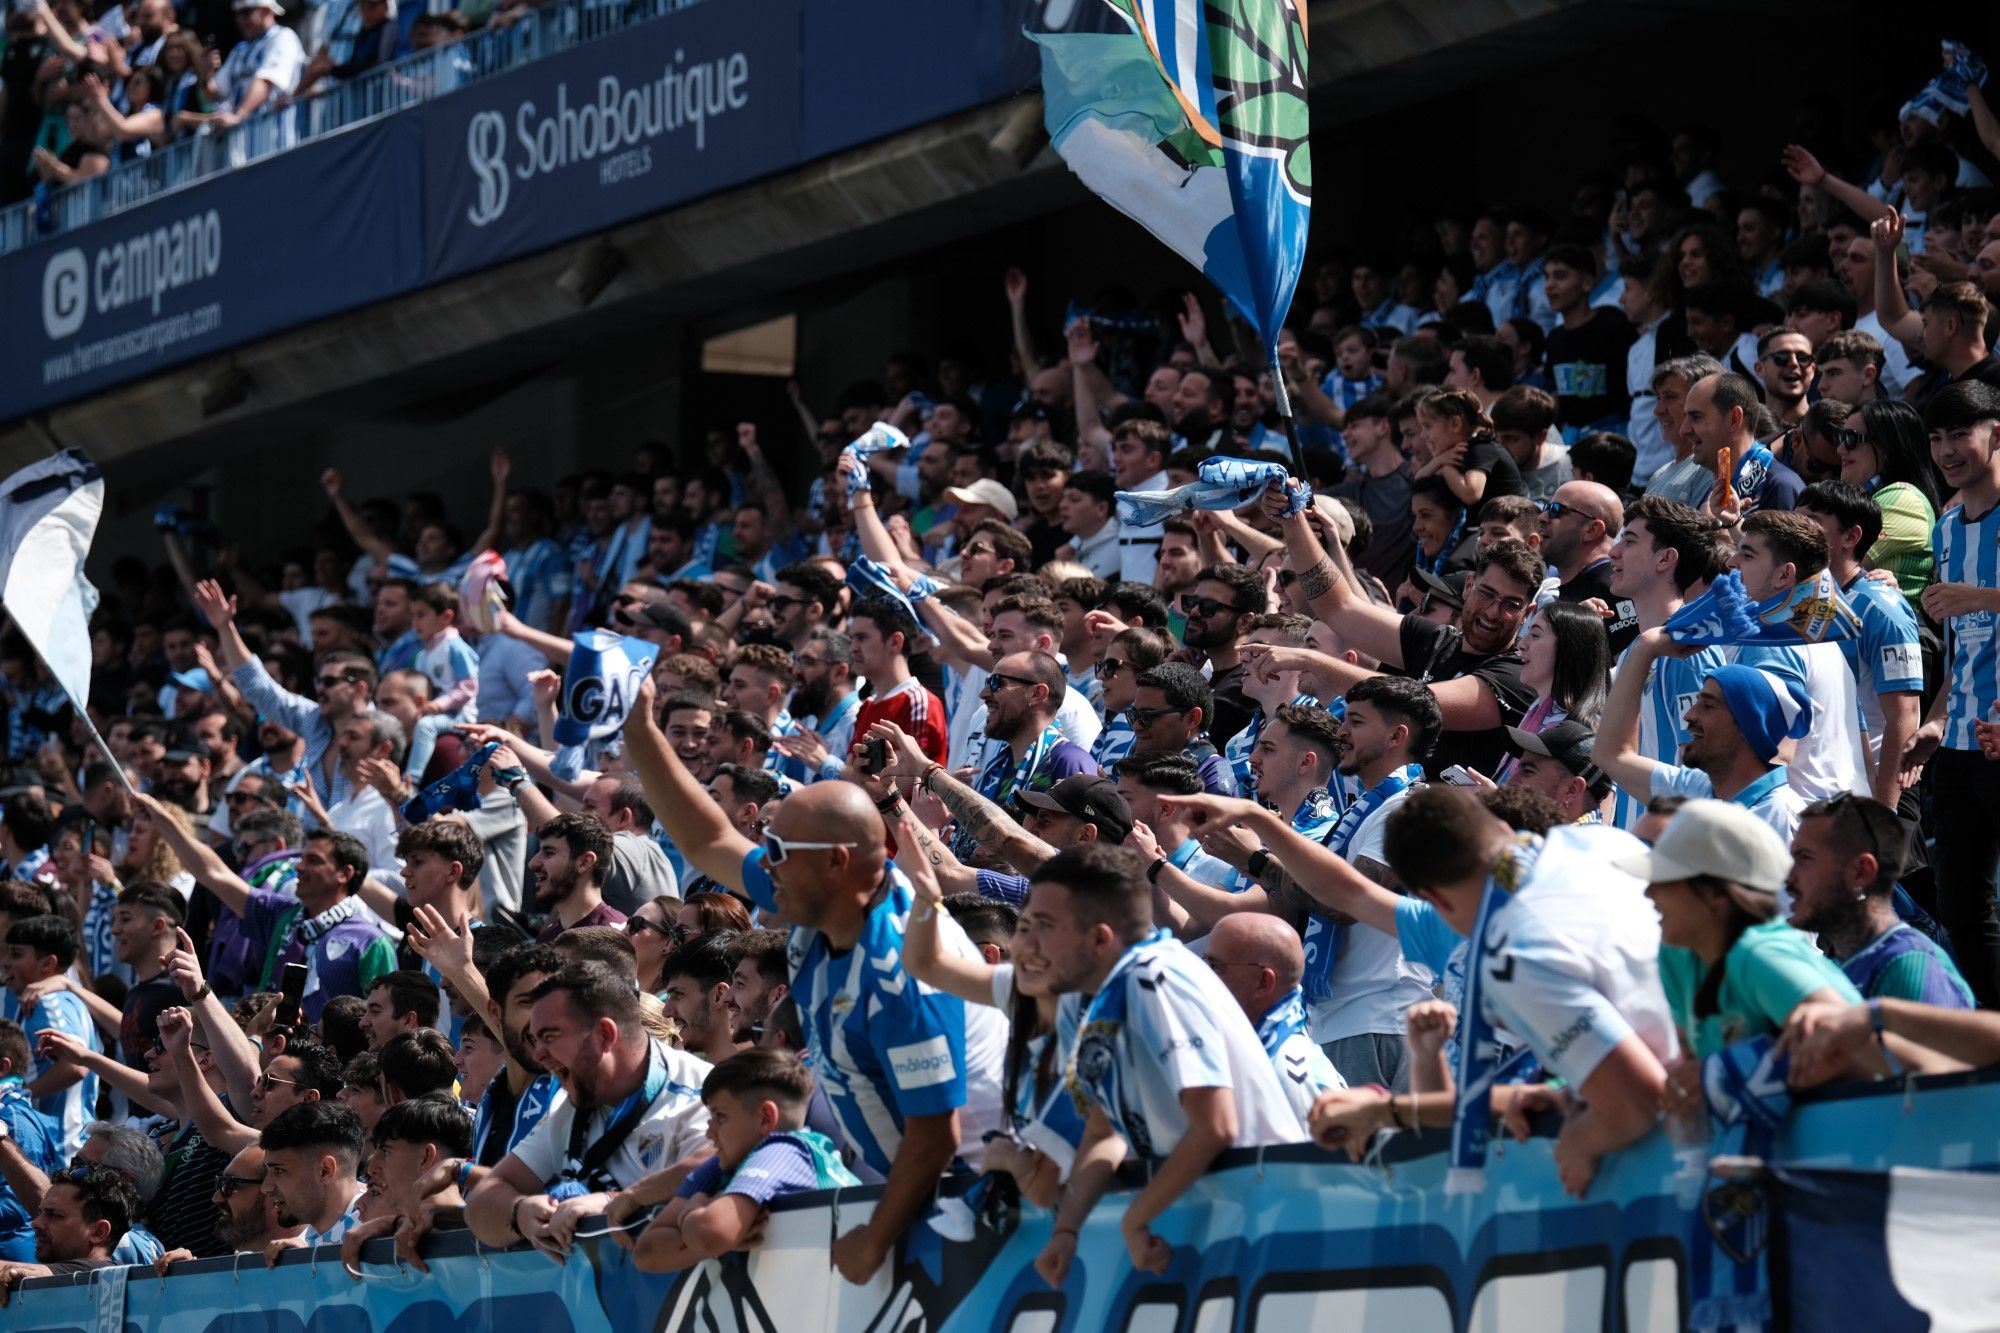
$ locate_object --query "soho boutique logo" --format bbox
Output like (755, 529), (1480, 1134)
(466, 110), (511, 228)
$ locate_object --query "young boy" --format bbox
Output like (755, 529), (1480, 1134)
(1, 916), (99, 1157)
(632, 1049), (859, 1273)
(1475, 494), (1542, 554)
(404, 584), (481, 782)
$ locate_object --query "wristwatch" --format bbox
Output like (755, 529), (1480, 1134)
(1246, 849), (1273, 879)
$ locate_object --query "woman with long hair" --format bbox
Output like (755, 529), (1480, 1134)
(1637, 802), (1856, 1060)
(1409, 386), (1528, 509)
(1648, 222), (1756, 364)
(118, 799), (195, 900)
(624, 894), (683, 997)
(1492, 601), (1610, 785)
(83, 68), (166, 159)
(1840, 400), (1943, 606)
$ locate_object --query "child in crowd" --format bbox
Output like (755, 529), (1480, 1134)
(405, 585), (481, 782)
(632, 1049), (858, 1273)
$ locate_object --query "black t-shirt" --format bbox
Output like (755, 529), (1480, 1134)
(1334, 465), (1416, 589)
(1910, 355), (2000, 413)
(1556, 558), (1639, 656)
(1024, 516), (1068, 567)
(1462, 436), (1528, 504)
(120, 975), (182, 1072)
(152, 1121), (229, 1257)
(1208, 663), (1252, 749)
(1545, 308), (1636, 428)
(1393, 615), (1533, 780)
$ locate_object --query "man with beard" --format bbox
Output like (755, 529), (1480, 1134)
(1270, 495), (1538, 781)
(151, 1145), (305, 1269)
(373, 579), (422, 676)
(1756, 328), (1817, 434)
(412, 943), (564, 1175)
(958, 651), (1096, 859)
(770, 629), (861, 786)
(1154, 520), (1204, 634)
(766, 562), (841, 653)
(1180, 564), (1266, 748)
(1168, 366), (1232, 451)
(0, 1166), (139, 1290)
(466, 963), (711, 1261)
(528, 814), (625, 944)
(258, 1101), (367, 1249)
(209, 716), (309, 847)
(720, 930), (789, 1046)
(1537, 481), (1637, 654)
(1787, 796), (1971, 1007)
(139, 798), (394, 1020)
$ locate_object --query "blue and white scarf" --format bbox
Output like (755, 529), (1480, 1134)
(844, 557), (925, 629)
(1415, 506), (1470, 580)
(1300, 764), (1421, 1003)
(953, 724), (1063, 859)
(1255, 986), (1312, 1059)
(1065, 929), (1166, 1155)
(1662, 568), (1859, 648)
(1114, 457), (1310, 529)
(839, 422), (909, 503)
(1448, 833), (1545, 1193)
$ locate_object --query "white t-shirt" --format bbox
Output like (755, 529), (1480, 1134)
(1477, 826), (1679, 1090)
(510, 1041), (712, 1190)
(326, 785), (400, 877)
(1057, 933), (1306, 1158)
(218, 23), (305, 111)
(1308, 788), (1436, 1044)
(1781, 642), (1870, 802)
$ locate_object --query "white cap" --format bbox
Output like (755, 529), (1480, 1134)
(233, 0), (285, 14)
(942, 478), (1019, 521)
(1611, 798), (1792, 896)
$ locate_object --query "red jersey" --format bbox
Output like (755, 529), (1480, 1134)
(855, 677), (948, 765)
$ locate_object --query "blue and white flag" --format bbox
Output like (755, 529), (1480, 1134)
(841, 422), (909, 504)
(1034, 0), (1310, 453)
(553, 631), (660, 747)
(1664, 567), (1861, 649)
(1115, 456), (1309, 527)
(0, 449), (103, 710)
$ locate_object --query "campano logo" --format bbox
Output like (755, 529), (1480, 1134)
(466, 110), (510, 227)
(42, 248), (88, 339)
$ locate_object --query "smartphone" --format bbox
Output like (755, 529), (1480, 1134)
(1441, 765), (1480, 787)
(275, 962), (308, 1028)
(859, 738), (890, 776)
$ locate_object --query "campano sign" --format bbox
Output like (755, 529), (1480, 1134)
(40, 209), (224, 339)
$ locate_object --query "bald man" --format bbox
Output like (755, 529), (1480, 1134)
(1538, 479), (1637, 653)
(621, 680), (1006, 1286)
(1203, 915), (1346, 1129)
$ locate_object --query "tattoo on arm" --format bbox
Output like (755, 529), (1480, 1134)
(931, 769), (1056, 860)
(1352, 855), (1399, 890)
(1298, 556), (1337, 600)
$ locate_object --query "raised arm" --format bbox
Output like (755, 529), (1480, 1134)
(134, 790), (255, 918)
(495, 609), (577, 667)
(874, 721), (1055, 872)
(1004, 268), (1044, 376)
(893, 799), (1004, 1007)
(1596, 628), (1672, 805)
(1267, 493), (1407, 669)
(462, 450), (512, 558)
(319, 470), (397, 568)
(622, 677), (754, 889)
(1780, 145), (1890, 230)
(913, 596), (996, 671)
(159, 1007), (256, 1157)
(1871, 212), (1924, 350)
(166, 930), (260, 1114)
(1166, 795), (1405, 938)
(840, 455), (919, 579)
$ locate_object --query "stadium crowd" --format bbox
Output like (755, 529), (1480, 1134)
(6, 32), (2000, 1297)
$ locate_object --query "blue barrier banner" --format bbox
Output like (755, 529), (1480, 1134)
(9, 1071), (2000, 1333)
(421, 0), (803, 282)
(0, 116), (425, 422)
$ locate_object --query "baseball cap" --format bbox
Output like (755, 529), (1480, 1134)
(1016, 774), (1133, 845)
(1612, 798), (1792, 895)
(619, 600), (691, 641)
(233, 0), (284, 14)
(1412, 566), (1468, 611)
(1505, 721), (1611, 797)
(943, 478), (1019, 521)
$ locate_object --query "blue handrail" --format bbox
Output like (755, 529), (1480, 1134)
(0, 0), (698, 255)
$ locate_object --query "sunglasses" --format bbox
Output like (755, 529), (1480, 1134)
(1765, 349), (1815, 367)
(256, 1071), (298, 1094)
(960, 541), (995, 558)
(1128, 704), (1184, 725)
(149, 1038), (211, 1057)
(980, 672), (1039, 696)
(216, 1173), (265, 1197)
(1832, 429), (1865, 451)
(766, 595), (803, 613)
(762, 830), (856, 865)
(1182, 595), (1247, 619)
(314, 674), (358, 691)
(1094, 657), (1126, 679)
(1538, 501), (1581, 520)
(52, 1164), (111, 1186)
(227, 789), (275, 807)
(624, 916), (675, 939)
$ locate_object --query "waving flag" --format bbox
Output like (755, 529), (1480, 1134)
(0, 450), (103, 710)
(553, 630), (660, 747)
(1115, 455), (1309, 527)
(1663, 568), (1861, 648)
(1035, 0), (1311, 466)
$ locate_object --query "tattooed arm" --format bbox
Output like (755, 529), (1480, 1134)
(882, 788), (980, 897)
(917, 763), (1057, 874)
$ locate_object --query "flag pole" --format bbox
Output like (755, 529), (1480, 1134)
(1268, 350), (1311, 482)
(0, 609), (136, 798)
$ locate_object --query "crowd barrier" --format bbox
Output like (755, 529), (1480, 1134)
(11, 1067), (1999, 1332)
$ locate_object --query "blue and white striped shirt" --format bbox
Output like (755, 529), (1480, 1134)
(1091, 710), (1137, 773)
(1839, 572), (1925, 764)
(1935, 501), (2000, 751)
(503, 538), (575, 633)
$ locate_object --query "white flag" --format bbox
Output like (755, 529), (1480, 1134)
(0, 449), (103, 710)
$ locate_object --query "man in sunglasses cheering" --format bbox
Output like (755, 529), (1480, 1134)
(622, 677), (1006, 1286)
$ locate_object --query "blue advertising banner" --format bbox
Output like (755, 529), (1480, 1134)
(0, 116), (424, 423)
(8, 1072), (2000, 1333)
(420, 0), (803, 282)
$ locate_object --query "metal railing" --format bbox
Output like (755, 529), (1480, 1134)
(0, 0), (702, 255)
